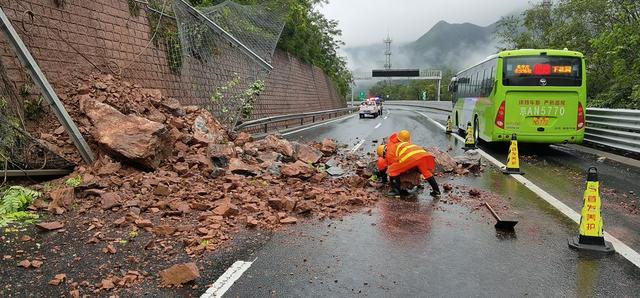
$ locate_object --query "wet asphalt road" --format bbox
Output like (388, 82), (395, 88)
(222, 107), (640, 296)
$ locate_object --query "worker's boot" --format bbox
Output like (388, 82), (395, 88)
(387, 178), (401, 197)
(379, 171), (388, 184)
(427, 177), (441, 197)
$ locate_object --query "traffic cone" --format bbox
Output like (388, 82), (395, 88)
(502, 134), (524, 175)
(463, 122), (477, 150)
(445, 116), (453, 134)
(568, 167), (615, 254)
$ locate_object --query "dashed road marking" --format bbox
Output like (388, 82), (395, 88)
(201, 260), (255, 298)
(282, 113), (356, 136)
(417, 111), (640, 269)
(351, 139), (366, 152)
(374, 123), (382, 129)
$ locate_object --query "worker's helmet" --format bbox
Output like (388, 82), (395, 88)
(376, 145), (386, 157)
(398, 130), (411, 142)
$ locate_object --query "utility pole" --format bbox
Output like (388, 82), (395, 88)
(384, 34), (392, 70)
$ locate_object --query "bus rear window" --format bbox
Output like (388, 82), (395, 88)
(503, 56), (582, 86)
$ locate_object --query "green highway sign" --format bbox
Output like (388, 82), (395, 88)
(359, 91), (366, 100)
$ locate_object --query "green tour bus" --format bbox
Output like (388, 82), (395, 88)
(448, 49), (586, 144)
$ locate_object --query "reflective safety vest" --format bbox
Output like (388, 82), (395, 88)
(385, 134), (401, 165)
(394, 142), (430, 164)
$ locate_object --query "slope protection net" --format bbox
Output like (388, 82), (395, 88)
(173, 0), (286, 129)
(0, 58), (74, 174)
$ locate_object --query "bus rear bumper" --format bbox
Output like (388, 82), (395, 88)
(491, 132), (584, 144)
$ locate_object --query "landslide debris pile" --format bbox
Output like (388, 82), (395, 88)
(34, 74), (383, 259)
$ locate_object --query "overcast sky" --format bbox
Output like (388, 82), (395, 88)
(318, 0), (528, 48)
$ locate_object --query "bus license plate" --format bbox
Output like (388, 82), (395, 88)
(533, 117), (550, 126)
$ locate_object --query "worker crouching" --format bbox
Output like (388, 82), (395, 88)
(377, 130), (441, 197)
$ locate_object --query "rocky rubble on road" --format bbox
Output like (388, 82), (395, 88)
(22, 75), (385, 292)
(427, 147), (483, 176)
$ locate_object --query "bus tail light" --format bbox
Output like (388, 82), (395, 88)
(495, 101), (506, 129)
(577, 102), (585, 130)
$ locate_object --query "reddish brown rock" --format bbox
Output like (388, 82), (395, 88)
(293, 142), (323, 164)
(264, 135), (294, 157)
(48, 274), (66, 286)
(80, 98), (169, 170)
(280, 216), (298, 224)
(321, 138), (338, 154)
(213, 201), (239, 217)
(135, 219), (153, 228)
(48, 187), (75, 211)
(154, 225), (177, 236)
(234, 132), (253, 147)
(17, 260), (31, 268)
(427, 147), (458, 173)
(36, 221), (64, 231)
(281, 161), (315, 178)
(101, 192), (122, 210)
(227, 158), (260, 177)
(159, 263), (200, 286)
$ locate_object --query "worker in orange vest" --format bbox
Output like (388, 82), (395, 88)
(385, 130), (441, 197)
(375, 131), (403, 183)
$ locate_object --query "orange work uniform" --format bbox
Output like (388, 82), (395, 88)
(377, 157), (388, 171)
(385, 133), (402, 166)
(387, 142), (436, 179)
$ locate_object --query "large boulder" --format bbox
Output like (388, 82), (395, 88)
(80, 98), (169, 170)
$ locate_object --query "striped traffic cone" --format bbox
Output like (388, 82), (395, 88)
(503, 134), (524, 175)
(463, 122), (477, 150)
(568, 167), (615, 254)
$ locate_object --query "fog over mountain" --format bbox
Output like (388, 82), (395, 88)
(344, 20), (499, 74)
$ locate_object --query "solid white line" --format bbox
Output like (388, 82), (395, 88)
(282, 113), (356, 136)
(351, 139), (366, 152)
(374, 123), (382, 129)
(201, 260), (255, 298)
(417, 111), (640, 269)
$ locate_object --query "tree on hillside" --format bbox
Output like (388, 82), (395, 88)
(496, 0), (640, 108)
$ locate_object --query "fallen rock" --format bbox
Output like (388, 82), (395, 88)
(469, 189), (482, 197)
(264, 135), (294, 157)
(154, 225), (177, 237)
(36, 221), (64, 231)
(48, 274), (66, 286)
(455, 150), (482, 173)
(159, 263), (200, 286)
(427, 147), (458, 173)
(17, 260), (31, 268)
(321, 138), (338, 155)
(208, 143), (236, 168)
(213, 201), (239, 217)
(280, 216), (298, 224)
(234, 132), (253, 147)
(48, 187), (75, 211)
(80, 98), (169, 170)
(281, 161), (315, 178)
(293, 142), (323, 164)
(227, 158), (260, 177)
(326, 166), (345, 177)
(101, 192), (122, 210)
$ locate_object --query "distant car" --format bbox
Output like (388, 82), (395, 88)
(359, 101), (380, 118)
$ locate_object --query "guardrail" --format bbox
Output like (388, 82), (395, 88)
(235, 107), (358, 134)
(381, 100), (640, 155)
(585, 108), (640, 154)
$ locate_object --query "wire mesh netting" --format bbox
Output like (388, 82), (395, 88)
(173, 0), (285, 129)
(0, 111), (75, 172)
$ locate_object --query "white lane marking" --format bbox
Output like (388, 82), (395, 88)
(351, 139), (365, 152)
(418, 111), (640, 269)
(201, 260), (255, 298)
(374, 123), (382, 129)
(282, 113), (356, 136)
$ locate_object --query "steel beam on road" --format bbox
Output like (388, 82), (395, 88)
(0, 8), (95, 164)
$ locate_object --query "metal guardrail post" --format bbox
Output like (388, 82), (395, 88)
(0, 8), (95, 164)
